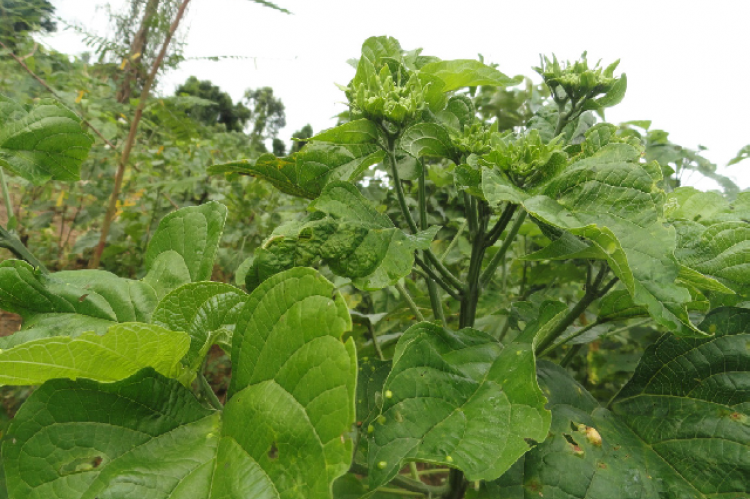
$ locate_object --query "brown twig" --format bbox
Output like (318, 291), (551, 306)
(89, 0), (191, 268)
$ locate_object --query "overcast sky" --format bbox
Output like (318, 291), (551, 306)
(43, 0), (750, 189)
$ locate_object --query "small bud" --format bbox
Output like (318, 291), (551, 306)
(384, 390), (393, 399)
(445, 455), (454, 463)
(367, 424), (375, 434)
(377, 461), (388, 470)
(377, 415), (386, 425)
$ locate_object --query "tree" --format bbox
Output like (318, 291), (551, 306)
(243, 86), (286, 150)
(175, 75), (251, 132)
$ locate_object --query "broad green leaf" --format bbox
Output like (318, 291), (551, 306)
(2, 268), (357, 499)
(3, 369), (221, 499)
(0, 260), (156, 323)
(597, 289), (647, 321)
(152, 282), (248, 370)
(226, 267), (357, 496)
(474, 308), (750, 499)
(664, 186), (729, 222)
(674, 220), (750, 294)
(419, 60), (521, 92)
(311, 119), (384, 145)
(333, 474), (401, 499)
(246, 182), (439, 291)
(360, 36), (402, 68)
(144, 201), (227, 288)
(677, 265), (735, 294)
(483, 142), (701, 336)
(0, 260), (158, 348)
(0, 323), (189, 385)
(367, 323), (549, 488)
(209, 143), (385, 199)
(0, 95), (93, 184)
(400, 122), (457, 161)
(610, 307), (750, 495)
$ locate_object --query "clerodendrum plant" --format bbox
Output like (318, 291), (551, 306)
(0, 36), (748, 499)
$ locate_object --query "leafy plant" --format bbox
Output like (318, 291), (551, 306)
(0, 34), (748, 499)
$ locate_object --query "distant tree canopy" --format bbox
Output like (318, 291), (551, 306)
(0, 0), (56, 48)
(290, 123), (313, 154)
(244, 86), (286, 144)
(175, 76), (251, 132)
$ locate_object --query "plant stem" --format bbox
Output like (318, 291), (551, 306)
(387, 139), (418, 234)
(459, 201), (489, 329)
(479, 210), (527, 288)
(366, 321), (385, 361)
(415, 256), (462, 301)
(441, 219), (466, 262)
(0, 167), (13, 223)
(397, 282), (425, 322)
(350, 462), (449, 497)
(89, 0), (191, 269)
(197, 372), (222, 410)
(560, 344), (583, 368)
(534, 264), (611, 355)
(485, 203), (517, 247)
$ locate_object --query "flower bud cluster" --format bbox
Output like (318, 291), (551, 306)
(348, 65), (427, 126)
(534, 53), (620, 103)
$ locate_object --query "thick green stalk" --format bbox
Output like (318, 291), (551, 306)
(479, 210), (527, 288)
(459, 201), (489, 329)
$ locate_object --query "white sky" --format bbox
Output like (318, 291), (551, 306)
(42, 0), (750, 189)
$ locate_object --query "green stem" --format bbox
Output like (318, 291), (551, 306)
(350, 462), (449, 497)
(387, 139), (418, 234)
(409, 462), (420, 481)
(367, 322), (385, 361)
(425, 251), (463, 291)
(0, 167), (12, 222)
(441, 219), (466, 262)
(415, 256), (462, 301)
(198, 372), (223, 410)
(534, 265), (613, 355)
(479, 211), (527, 288)
(485, 203), (517, 247)
(560, 344), (583, 368)
(424, 267), (447, 325)
(419, 468), (451, 476)
(397, 282), (425, 322)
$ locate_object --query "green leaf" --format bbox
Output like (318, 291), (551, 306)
(246, 0), (291, 14)
(674, 220), (750, 294)
(152, 282), (248, 370)
(0, 260), (158, 348)
(475, 309), (750, 498)
(356, 357), (391, 429)
(0, 95), (94, 184)
(597, 289), (647, 321)
(2, 268), (357, 499)
(144, 201), (227, 288)
(3, 369), (221, 499)
(400, 122), (457, 161)
(367, 323), (550, 488)
(226, 267), (356, 495)
(611, 307), (750, 495)
(419, 60), (521, 92)
(247, 182), (438, 291)
(209, 143), (385, 200)
(483, 143), (702, 336)
(311, 119), (384, 145)
(0, 322), (189, 385)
